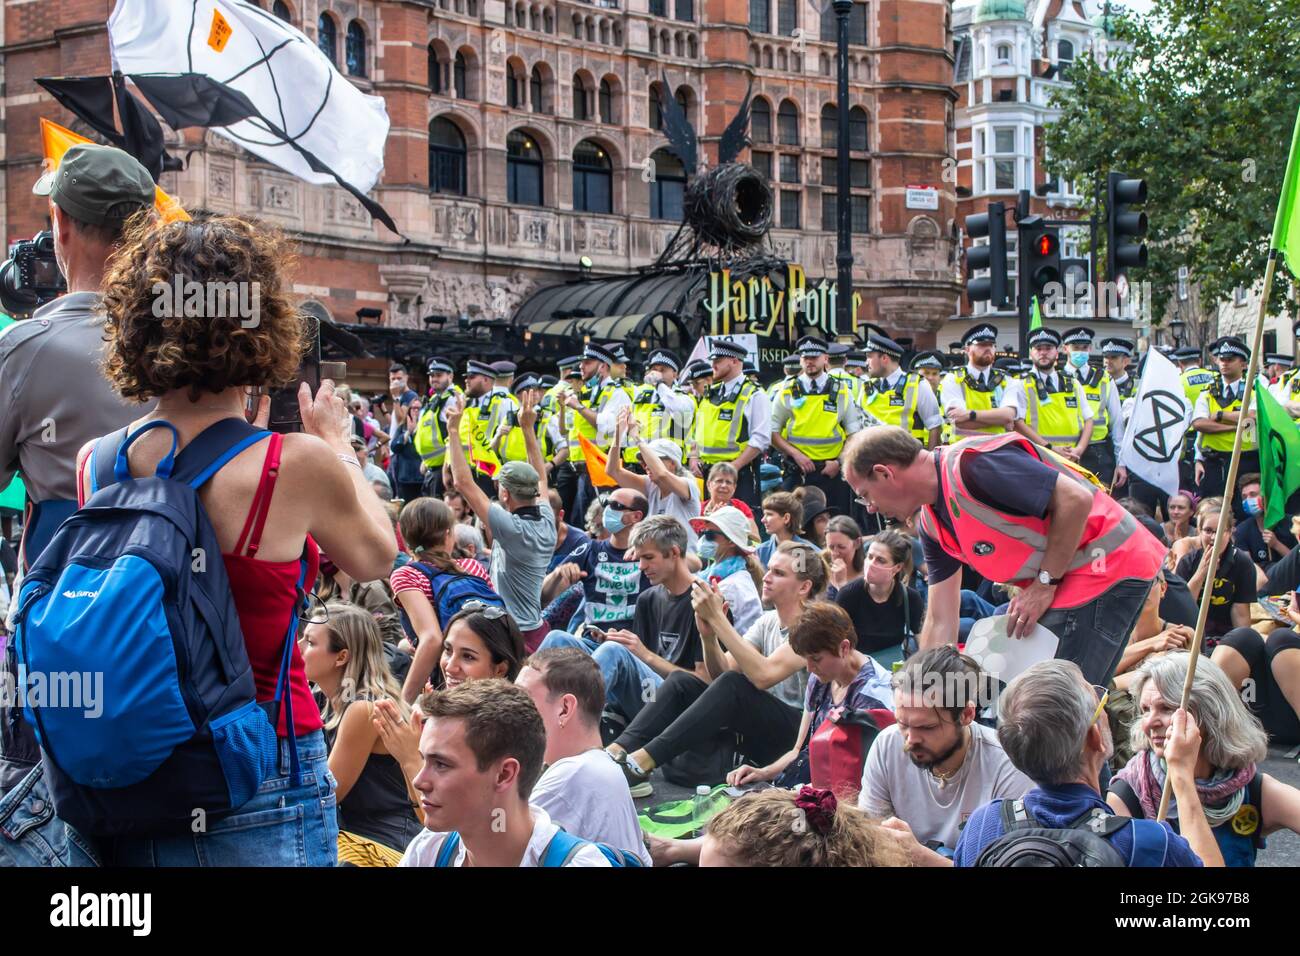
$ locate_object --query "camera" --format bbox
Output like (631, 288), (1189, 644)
(0, 231), (67, 317)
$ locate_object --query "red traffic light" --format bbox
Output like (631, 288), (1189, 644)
(1035, 233), (1058, 257)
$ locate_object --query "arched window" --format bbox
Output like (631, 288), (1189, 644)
(820, 53), (830, 75)
(516, 4), (526, 27)
(751, 99), (771, 143)
(777, 100), (799, 145)
(507, 63), (523, 108)
(848, 106), (868, 151)
(573, 75), (589, 120)
(1057, 39), (1074, 62)
(675, 87), (689, 126)
(530, 65), (545, 113)
(428, 44), (443, 93)
(454, 51), (468, 99)
(345, 20), (366, 76)
(996, 43), (1011, 63)
(600, 20), (610, 45)
(573, 14), (582, 39)
(273, 0), (291, 21)
(599, 79), (613, 124)
(544, 9), (553, 32)
(762, 46), (773, 69)
(821, 103), (837, 149)
(649, 84), (664, 130)
(573, 140), (612, 214)
(777, 48), (787, 71)
(507, 131), (544, 206)
(530, 7), (540, 31)
(316, 14), (337, 65)
(429, 118), (467, 196)
(649, 147), (686, 221)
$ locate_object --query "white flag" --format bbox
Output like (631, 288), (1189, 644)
(108, 0), (389, 203)
(1118, 347), (1190, 497)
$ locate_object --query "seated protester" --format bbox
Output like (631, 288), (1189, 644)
(445, 391), (557, 652)
(692, 506), (764, 636)
(1110, 652), (1300, 866)
(399, 681), (613, 867)
(1233, 473), (1296, 570)
(391, 498), (498, 701)
(651, 786), (908, 868)
(702, 462), (762, 541)
(540, 581), (586, 634)
(795, 485), (832, 549)
(1175, 498), (1256, 641)
(302, 604), (424, 862)
(860, 647), (1032, 859)
(541, 486), (648, 630)
(516, 649), (653, 865)
(606, 411), (701, 546)
(892, 659), (1222, 867)
(825, 515), (865, 598)
(834, 529), (924, 666)
(610, 542), (826, 797)
(755, 491), (814, 568)
(452, 522), (490, 569)
(540, 516), (701, 731)
(1213, 615), (1300, 747)
(1163, 491), (1196, 549)
(726, 600), (894, 793)
(445, 489), (472, 524)
(585, 496), (611, 541)
(546, 488), (590, 573)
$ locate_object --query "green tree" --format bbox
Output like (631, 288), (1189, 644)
(1044, 0), (1300, 328)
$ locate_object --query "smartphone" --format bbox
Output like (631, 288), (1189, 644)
(587, 626), (608, 643)
(267, 313), (348, 433)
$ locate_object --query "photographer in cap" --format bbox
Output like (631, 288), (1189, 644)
(0, 144), (157, 580)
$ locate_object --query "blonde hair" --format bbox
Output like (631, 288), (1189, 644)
(318, 603), (410, 732)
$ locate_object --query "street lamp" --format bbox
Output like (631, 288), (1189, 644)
(1171, 314), (1186, 349)
(833, 0), (853, 338)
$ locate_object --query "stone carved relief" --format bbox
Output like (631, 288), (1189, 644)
(510, 210), (553, 248)
(209, 165), (233, 201)
(577, 220), (620, 253)
(418, 270), (535, 322)
(906, 215), (940, 257)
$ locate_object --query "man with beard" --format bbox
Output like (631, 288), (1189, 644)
(859, 646), (1031, 858)
(938, 323), (1018, 441)
(1013, 326), (1094, 463)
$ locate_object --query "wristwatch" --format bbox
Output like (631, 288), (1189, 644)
(1037, 570), (1063, 586)
(1215, 410), (1224, 423)
(968, 409), (977, 422)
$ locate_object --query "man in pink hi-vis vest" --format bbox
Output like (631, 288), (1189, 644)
(843, 426), (1166, 686)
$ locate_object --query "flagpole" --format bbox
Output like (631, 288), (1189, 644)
(1155, 249), (1278, 821)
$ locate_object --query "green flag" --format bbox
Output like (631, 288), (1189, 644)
(1254, 380), (1300, 527)
(1029, 295), (1042, 331)
(1273, 102), (1300, 266)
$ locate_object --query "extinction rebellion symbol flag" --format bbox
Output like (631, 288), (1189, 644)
(1119, 347), (1190, 497)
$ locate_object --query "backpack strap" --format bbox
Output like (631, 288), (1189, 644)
(434, 832), (462, 867)
(271, 554), (311, 787)
(998, 798), (1034, 832)
(89, 426), (130, 495)
(233, 433), (284, 558)
(170, 417), (272, 491)
(1109, 777), (1145, 818)
(541, 827), (589, 868)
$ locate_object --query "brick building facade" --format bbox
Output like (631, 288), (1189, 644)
(3, 0), (959, 383)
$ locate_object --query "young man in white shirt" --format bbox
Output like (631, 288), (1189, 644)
(400, 680), (612, 867)
(517, 648), (653, 865)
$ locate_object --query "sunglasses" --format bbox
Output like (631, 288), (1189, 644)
(298, 593), (330, 628)
(605, 499), (637, 512)
(462, 600), (508, 621)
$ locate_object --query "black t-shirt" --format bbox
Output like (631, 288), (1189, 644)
(629, 583), (703, 670)
(833, 578), (924, 654)
(1233, 520), (1297, 570)
(1174, 547), (1258, 637)
(922, 445), (1060, 584)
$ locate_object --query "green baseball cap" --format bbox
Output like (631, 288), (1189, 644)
(33, 144), (154, 226)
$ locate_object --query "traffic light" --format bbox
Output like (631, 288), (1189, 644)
(1019, 215), (1062, 303)
(965, 201), (1009, 309)
(1106, 171), (1148, 282)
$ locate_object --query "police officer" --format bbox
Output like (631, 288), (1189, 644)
(1014, 327), (1094, 463)
(1264, 352), (1293, 384)
(454, 359), (505, 498)
(770, 335), (863, 515)
(845, 348), (869, 392)
(1103, 337), (1138, 402)
(625, 349), (694, 471)
(413, 356), (464, 498)
(494, 373), (559, 481)
(862, 332), (943, 449)
(608, 342), (636, 398)
(1060, 327), (1124, 486)
(1192, 336), (1258, 504)
(1269, 322), (1300, 416)
(911, 350), (946, 396)
(767, 354), (800, 403)
(689, 336), (771, 513)
(939, 323), (1018, 440)
(564, 341), (633, 520)
(1175, 345), (1215, 490)
(548, 356), (584, 514)
(826, 341), (863, 405)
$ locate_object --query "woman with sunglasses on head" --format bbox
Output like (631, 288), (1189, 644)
(301, 604), (424, 864)
(834, 530), (923, 667)
(74, 215), (397, 866)
(691, 506), (764, 636)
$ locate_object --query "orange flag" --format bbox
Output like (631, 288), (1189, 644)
(40, 118), (190, 223)
(577, 435), (618, 488)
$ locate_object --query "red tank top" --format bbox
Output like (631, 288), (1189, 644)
(79, 430), (323, 738)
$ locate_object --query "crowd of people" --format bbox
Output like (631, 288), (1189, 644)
(0, 142), (1298, 869)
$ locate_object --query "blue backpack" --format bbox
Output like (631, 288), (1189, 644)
(433, 827), (645, 867)
(13, 418), (303, 837)
(397, 561), (504, 645)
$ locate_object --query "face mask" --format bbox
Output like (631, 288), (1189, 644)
(696, 537), (718, 563)
(587, 374), (601, 388)
(865, 562), (896, 588)
(1243, 495), (1264, 517)
(602, 508), (626, 535)
(1069, 351), (1090, 369)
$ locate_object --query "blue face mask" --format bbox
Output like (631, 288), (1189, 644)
(1069, 351), (1090, 369)
(602, 508), (626, 535)
(696, 537), (718, 563)
(587, 374), (602, 388)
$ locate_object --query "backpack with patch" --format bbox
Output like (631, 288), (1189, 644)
(13, 419), (302, 837)
(433, 827), (645, 867)
(397, 561), (503, 643)
(975, 798), (1170, 867)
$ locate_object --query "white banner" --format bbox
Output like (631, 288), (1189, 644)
(1118, 347), (1190, 497)
(686, 334), (760, 369)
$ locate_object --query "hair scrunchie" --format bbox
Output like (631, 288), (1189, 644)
(794, 786), (837, 835)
